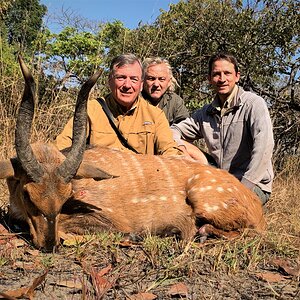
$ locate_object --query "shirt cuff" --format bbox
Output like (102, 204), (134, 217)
(241, 177), (256, 191)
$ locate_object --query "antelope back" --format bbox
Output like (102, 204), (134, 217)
(67, 146), (266, 238)
(69, 147), (200, 239)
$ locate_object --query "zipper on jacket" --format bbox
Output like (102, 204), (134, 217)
(219, 116), (224, 169)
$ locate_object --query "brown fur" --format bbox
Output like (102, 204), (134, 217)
(2, 143), (266, 250)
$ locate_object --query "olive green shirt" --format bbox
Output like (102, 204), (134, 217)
(56, 94), (181, 156)
(142, 91), (189, 125)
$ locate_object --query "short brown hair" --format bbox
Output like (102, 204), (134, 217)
(208, 52), (239, 75)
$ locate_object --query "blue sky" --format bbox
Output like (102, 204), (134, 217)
(41, 0), (180, 31)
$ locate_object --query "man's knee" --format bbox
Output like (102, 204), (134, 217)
(253, 185), (271, 205)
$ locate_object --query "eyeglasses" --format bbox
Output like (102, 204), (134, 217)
(113, 75), (141, 84)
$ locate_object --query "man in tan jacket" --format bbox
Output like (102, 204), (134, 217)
(56, 53), (181, 156)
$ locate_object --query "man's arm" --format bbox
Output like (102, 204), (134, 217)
(154, 110), (183, 156)
(171, 113), (203, 145)
(171, 94), (189, 125)
(55, 100), (98, 150)
(241, 96), (274, 188)
(171, 112), (209, 163)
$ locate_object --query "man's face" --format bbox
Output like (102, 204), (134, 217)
(208, 59), (240, 102)
(143, 63), (171, 103)
(109, 61), (143, 110)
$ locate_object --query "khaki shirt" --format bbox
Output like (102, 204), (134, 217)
(56, 94), (181, 156)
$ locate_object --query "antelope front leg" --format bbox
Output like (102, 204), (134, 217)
(197, 224), (240, 242)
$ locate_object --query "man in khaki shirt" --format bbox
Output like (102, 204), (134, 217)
(56, 53), (181, 156)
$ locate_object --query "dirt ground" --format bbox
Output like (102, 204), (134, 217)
(0, 222), (299, 300)
(0, 178), (299, 300)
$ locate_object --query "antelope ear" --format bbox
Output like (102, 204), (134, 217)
(0, 158), (24, 179)
(0, 160), (15, 179)
(75, 161), (118, 180)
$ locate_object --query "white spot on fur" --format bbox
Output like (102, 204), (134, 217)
(179, 190), (185, 195)
(131, 198), (140, 204)
(198, 186), (213, 192)
(227, 188), (233, 192)
(189, 187), (198, 193)
(216, 187), (224, 193)
(194, 174), (200, 180)
(222, 202), (228, 209)
(204, 203), (219, 212)
(154, 156), (176, 192)
(129, 155), (144, 179)
(141, 198), (148, 203)
(160, 196), (167, 201)
(149, 195), (156, 201)
(172, 195), (178, 202)
(187, 177), (193, 184)
(205, 170), (212, 174)
(106, 208), (114, 212)
(210, 178), (217, 183)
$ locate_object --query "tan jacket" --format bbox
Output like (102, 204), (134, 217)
(56, 94), (181, 156)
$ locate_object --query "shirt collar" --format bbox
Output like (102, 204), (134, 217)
(209, 85), (239, 116)
(105, 94), (139, 117)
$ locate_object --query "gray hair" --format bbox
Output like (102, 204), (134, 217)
(109, 53), (144, 79)
(142, 57), (179, 92)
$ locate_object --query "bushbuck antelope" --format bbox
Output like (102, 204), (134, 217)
(0, 57), (266, 251)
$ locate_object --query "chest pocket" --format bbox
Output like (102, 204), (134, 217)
(90, 129), (119, 148)
(128, 123), (156, 155)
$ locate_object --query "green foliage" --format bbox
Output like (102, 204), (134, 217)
(99, 20), (130, 62)
(0, 0), (299, 164)
(119, 0), (300, 160)
(0, 0), (14, 18)
(0, 27), (19, 77)
(123, 0), (299, 101)
(34, 21), (129, 85)
(3, 0), (47, 51)
(44, 26), (104, 82)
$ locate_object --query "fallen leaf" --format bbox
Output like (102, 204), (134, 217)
(10, 238), (27, 248)
(97, 264), (112, 277)
(26, 249), (40, 256)
(82, 263), (114, 297)
(60, 233), (86, 246)
(0, 271), (48, 299)
(26, 270), (48, 299)
(13, 261), (36, 271)
(52, 279), (82, 289)
(271, 258), (300, 276)
(0, 287), (28, 299)
(167, 282), (188, 296)
(127, 292), (157, 300)
(256, 272), (288, 282)
(118, 239), (137, 247)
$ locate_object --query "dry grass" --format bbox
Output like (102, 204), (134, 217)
(0, 69), (299, 299)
